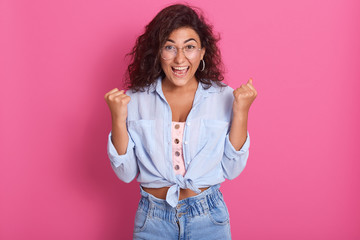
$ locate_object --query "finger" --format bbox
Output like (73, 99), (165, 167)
(104, 88), (119, 99)
(108, 88), (120, 95)
(110, 91), (126, 98)
(233, 89), (241, 98)
(241, 84), (251, 92)
(233, 87), (242, 96)
(246, 82), (257, 93)
(233, 88), (246, 99)
(238, 85), (256, 99)
(246, 79), (254, 88)
(106, 91), (126, 102)
(246, 79), (257, 94)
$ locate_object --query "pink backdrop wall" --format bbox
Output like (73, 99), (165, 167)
(1, 0), (359, 239)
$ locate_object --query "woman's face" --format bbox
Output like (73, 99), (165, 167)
(160, 27), (205, 89)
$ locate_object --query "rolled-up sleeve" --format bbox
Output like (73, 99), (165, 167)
(222, 131), (250, 180)
(107, 131), (138, 183)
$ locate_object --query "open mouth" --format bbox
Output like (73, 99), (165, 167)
(171, 66), (189, 77)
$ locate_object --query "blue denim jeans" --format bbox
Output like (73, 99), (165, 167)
(133, 184), (231, 240)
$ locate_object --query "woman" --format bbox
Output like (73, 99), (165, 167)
(104, 4), (257, 239)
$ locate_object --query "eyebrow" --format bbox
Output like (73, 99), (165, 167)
(166, 38), (198, 44)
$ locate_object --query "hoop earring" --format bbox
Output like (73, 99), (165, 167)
(200, 59), (205, 72)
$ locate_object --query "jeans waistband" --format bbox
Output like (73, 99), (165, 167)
(138, 184), (223, 222)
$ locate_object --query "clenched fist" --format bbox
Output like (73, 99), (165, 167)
(233, 78), (257, 115)
(104, 88), (131, 122)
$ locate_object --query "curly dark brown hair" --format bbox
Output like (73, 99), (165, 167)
(126, 4), (225, 91)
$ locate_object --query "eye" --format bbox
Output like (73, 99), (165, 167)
(164, 45), (175, 51)
(185, 45), (196, 50)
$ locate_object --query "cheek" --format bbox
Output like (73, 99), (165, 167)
(191, 59), (201, 69)
(160, 60), (170, 70)
(160, 62), (167, 72)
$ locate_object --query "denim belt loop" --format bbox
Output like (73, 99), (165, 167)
(200, 198), (209, 213)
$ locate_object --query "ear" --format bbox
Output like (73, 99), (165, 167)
(200, 47), (206, 59)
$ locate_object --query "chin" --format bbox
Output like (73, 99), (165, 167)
(169, 78), (190, 87)
(164, 72), (197, 87)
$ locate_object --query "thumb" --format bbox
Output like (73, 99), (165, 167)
(248, 78), (253, 85)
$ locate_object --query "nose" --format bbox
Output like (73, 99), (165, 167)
(174, 48), (186, 64)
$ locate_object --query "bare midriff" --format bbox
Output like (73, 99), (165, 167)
(142, 186), (209, 200)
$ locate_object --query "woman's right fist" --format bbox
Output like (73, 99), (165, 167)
(104, 88), (131, 122)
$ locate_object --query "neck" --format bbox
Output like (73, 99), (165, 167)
(162, 78), (198, 94)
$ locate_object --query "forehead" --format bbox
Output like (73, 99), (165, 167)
(167, 27), (201, 43)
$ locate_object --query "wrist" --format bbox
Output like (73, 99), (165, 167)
(111, 116), (127, 126)
(232, 110), (249, 119)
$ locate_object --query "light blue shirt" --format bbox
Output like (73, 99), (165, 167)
(107, 77), (250, 207)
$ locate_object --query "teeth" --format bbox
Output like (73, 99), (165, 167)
(173, 66), (188, 70)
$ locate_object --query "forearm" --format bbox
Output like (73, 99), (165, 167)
(111, 118), (129, 155)
(229, 111), (248, 151)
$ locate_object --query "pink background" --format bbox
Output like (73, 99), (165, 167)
(1, 0), (359, 239)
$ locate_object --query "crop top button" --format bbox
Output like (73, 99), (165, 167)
(174, 165), (180, 170)
(174, 138), (180, 144)
(175, 151), (180, 157)
(174, 124), (180, 129)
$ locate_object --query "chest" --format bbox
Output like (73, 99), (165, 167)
(164, 93), (195, 122)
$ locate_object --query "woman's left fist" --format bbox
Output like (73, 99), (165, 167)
(233, 78), (257, 115)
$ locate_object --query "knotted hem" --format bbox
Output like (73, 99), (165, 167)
(165, 176), (201, 207)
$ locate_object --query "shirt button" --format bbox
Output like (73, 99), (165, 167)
(175, 124), (180, 129)
(184, 141), (188, 145)
(186, 122), (191, 126)
(174, 165), (180, 170)
(175, 151), (180, 157)
(174, 138), (180, 144)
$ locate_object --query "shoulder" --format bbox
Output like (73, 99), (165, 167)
(125, 77), (159, 98)
(125, 88), (149, 96)
(124, 88), (151, 112)
(204, 81), (234, 97)
(200, 81), (235, 110)
(199, 80), (234, 120)
(125, 88), (153, 101)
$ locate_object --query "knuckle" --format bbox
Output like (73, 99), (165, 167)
(114, 97), (121, 103)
